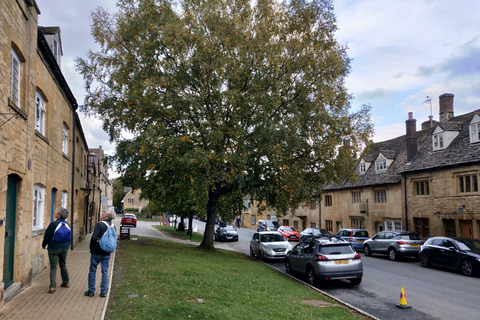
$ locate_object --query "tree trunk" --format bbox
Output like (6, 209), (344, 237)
(199, 186), (220, 250)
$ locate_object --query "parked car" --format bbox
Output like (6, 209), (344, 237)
(214, 225), (239, 242)
(121, 213), (137, 227)
(299, 228), (332, 241)
(256, 220), (281, 232)
(419, 237), (480, 276)
(285, 237), (363, 286)
(278, 226), (300, 241)
(335, 229), (369, 250)
(363, 230), (423, 261)
(250, 231), (293, 260)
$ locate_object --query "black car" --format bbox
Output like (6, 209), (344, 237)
(419, 237), (480, 276)
(214, 225), (239, 242)
(299, 228), (332, 241)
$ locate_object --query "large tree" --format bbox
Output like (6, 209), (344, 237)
(77, 0), (373, 250)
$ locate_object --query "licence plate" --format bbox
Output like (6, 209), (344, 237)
(357, 240), (365, 242)
(410, 244), (420, 247)
(334, 260), (350, 264)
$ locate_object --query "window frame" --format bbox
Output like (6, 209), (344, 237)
(35, 91), (46, 135)
(324, 195), (332, 207)
(385, 220), (402, 231)
(470, 122), (480, 143)
(33, 185), (45, 230)
(433, 133), (444, 150)
(415, 180), (430, 196)
(359, 162), (366, 175)
(375, 158), (387, 172)
(375, 190), (387, 203)
(458, 174), (479, 193)
(62, 123), (69, 155)
(61, 191), (68, 208)
(352, 191), (361, 203)
(10, 49), (21, 107)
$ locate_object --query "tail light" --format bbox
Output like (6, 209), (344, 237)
(397, 241), (408, 245)
(354, 253), (361, 260)
(349, 231), (353, 243)
(315, 254), (329, 261)
(266, 227), (271, 231)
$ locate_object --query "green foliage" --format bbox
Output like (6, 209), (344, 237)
(112, 178), (124, 210)
(77, 0), (373, 250)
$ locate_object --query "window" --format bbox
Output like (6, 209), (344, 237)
(351, 218), (364, 229)
(458, 174), (478, 193)
(470, 122), (480, 143)
(359, 162), (366, 174)
(293, 220), (299, 229)
(375, 157), (387, 172)
(324, 195), (332, 206)
(325, 220), (333, 232)
(415, 180), (429, 196)
(62, 123), (69, 155)
(385, 220), (402, 231)
(33, 185), (45, 230)
(282, 219), (289, 226)
(61, 191), (68, 208)
(35, 91), (46, 134)
(352, 191), (361, 203)
(310, 222), (316, 228)
(433, 133), (444, 150)
(10, 49), (21, 106)
(375, 190), (387, 203)
(414, 218), (430, 238)
(310, 199), (316, 210)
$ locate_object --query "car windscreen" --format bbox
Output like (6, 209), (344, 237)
(267, 221), (280, 228)
(284, 227), (296, 231)
(261, 234), (285, 242)
(319, 245), (354, 254)
(456, 239), (480, 251)
(223, 226), (235, 231)
(398, 234), (422, 240)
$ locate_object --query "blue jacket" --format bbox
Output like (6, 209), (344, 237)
(42, 218), (71, 250)
(90, 219), (115, 255)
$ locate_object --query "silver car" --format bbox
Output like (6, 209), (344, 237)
(285, 238), (363, 286)
(250, 232), (292, 260)
(363, 231), (423, 261)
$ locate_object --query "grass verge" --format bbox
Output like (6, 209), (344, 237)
(106, 236), (368, 320)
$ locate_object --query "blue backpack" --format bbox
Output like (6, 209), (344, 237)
(53, 221), (71, 243)
(99, 221), (117, 252)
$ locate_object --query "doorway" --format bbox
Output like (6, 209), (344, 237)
(3, 175), (19, 289)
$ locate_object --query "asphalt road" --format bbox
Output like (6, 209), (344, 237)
(124, 219), (480, 320)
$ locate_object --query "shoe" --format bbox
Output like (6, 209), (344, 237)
(48, 288), (55, 294)
(100, 292), (106, 297)
(61, 283), (70, 288)
(84, 291), (94, 297)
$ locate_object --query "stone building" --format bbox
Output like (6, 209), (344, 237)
(321, 93), (480, 239)
(0, 0), (110, 305)
(122, 188), (149, 213)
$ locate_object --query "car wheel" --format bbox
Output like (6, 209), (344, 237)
(461, 259), (473, 276)
(420, 253), (430, 267)
(249, 247), (255, 257)
(307, 267), (317, 286)
(364, 245), (372, 256)
(285, 259), (292, 275)
(350, 277), (362, 285)
(259, 251), (265, 261)
(388, 248), (398, 261)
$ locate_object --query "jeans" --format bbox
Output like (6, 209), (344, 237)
(48, 249), (69, 289)
(88, 254), (110, 294)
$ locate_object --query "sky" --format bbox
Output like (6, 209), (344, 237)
(36, 0), (480, 170)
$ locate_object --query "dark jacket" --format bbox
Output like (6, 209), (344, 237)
(42, 218), (71, 250)
(90, 219), (115, 255)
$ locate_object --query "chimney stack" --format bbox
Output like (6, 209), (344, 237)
(439, 93), (454, 123)
(405, 112), (417, 162)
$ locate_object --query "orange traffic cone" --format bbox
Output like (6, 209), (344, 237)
(396, 287), (411, 309)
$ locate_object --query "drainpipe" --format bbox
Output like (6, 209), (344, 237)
(402, 172), (409, 231)
(70, 113), (76, 250)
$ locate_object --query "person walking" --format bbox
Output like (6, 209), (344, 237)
(42, 207), (71, 293)
(85, 208), (116, 297)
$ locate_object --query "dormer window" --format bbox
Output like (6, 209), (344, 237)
(375, 155), (387, 172)
(433, 133), (444, 150)
(359, 161), (366, 175)
(469, 114), (480, 143)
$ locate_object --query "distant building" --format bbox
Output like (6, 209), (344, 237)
(122, 188), (149, 213)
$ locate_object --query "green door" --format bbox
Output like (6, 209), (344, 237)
(3, 176), (18, 289)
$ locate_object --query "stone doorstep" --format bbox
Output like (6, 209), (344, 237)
(3, 282), (22, 305)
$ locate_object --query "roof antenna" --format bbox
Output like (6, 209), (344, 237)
(422, 96), (432, 126)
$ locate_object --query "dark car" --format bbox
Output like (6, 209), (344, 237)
(299, 228), (332, 241)
(335, 229), (369, 250)
(120, 213), (137, 227)
(285, 237), (363, 286)
(419, 237), (480, 276)
(214, 225), (238, 242)
(256, 220), (281, 232)
(363, 230), (423, 261)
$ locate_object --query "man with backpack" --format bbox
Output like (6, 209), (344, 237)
(42, 207), (71, 293)
(85, 208), (117, 297)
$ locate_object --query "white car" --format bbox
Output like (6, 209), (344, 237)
(249, 231), (292, 261)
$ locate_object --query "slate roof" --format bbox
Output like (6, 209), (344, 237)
(323, 109), (480, 191)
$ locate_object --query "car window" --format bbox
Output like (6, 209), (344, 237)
(353, 231), (368, 237)
(457, 238), (480, 251)
(403, 233), (421, 240)
(442, 240), (455, 248)
(302, 243), (314, 254)
(431, 238), (443, 246)
(374, 232), (384, 239)
(319, 245), (354, 254)
(253, 233), (258, 241)
(284, 227), (295, 231)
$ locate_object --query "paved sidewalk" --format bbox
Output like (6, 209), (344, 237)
(0, 233), (114, 320)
